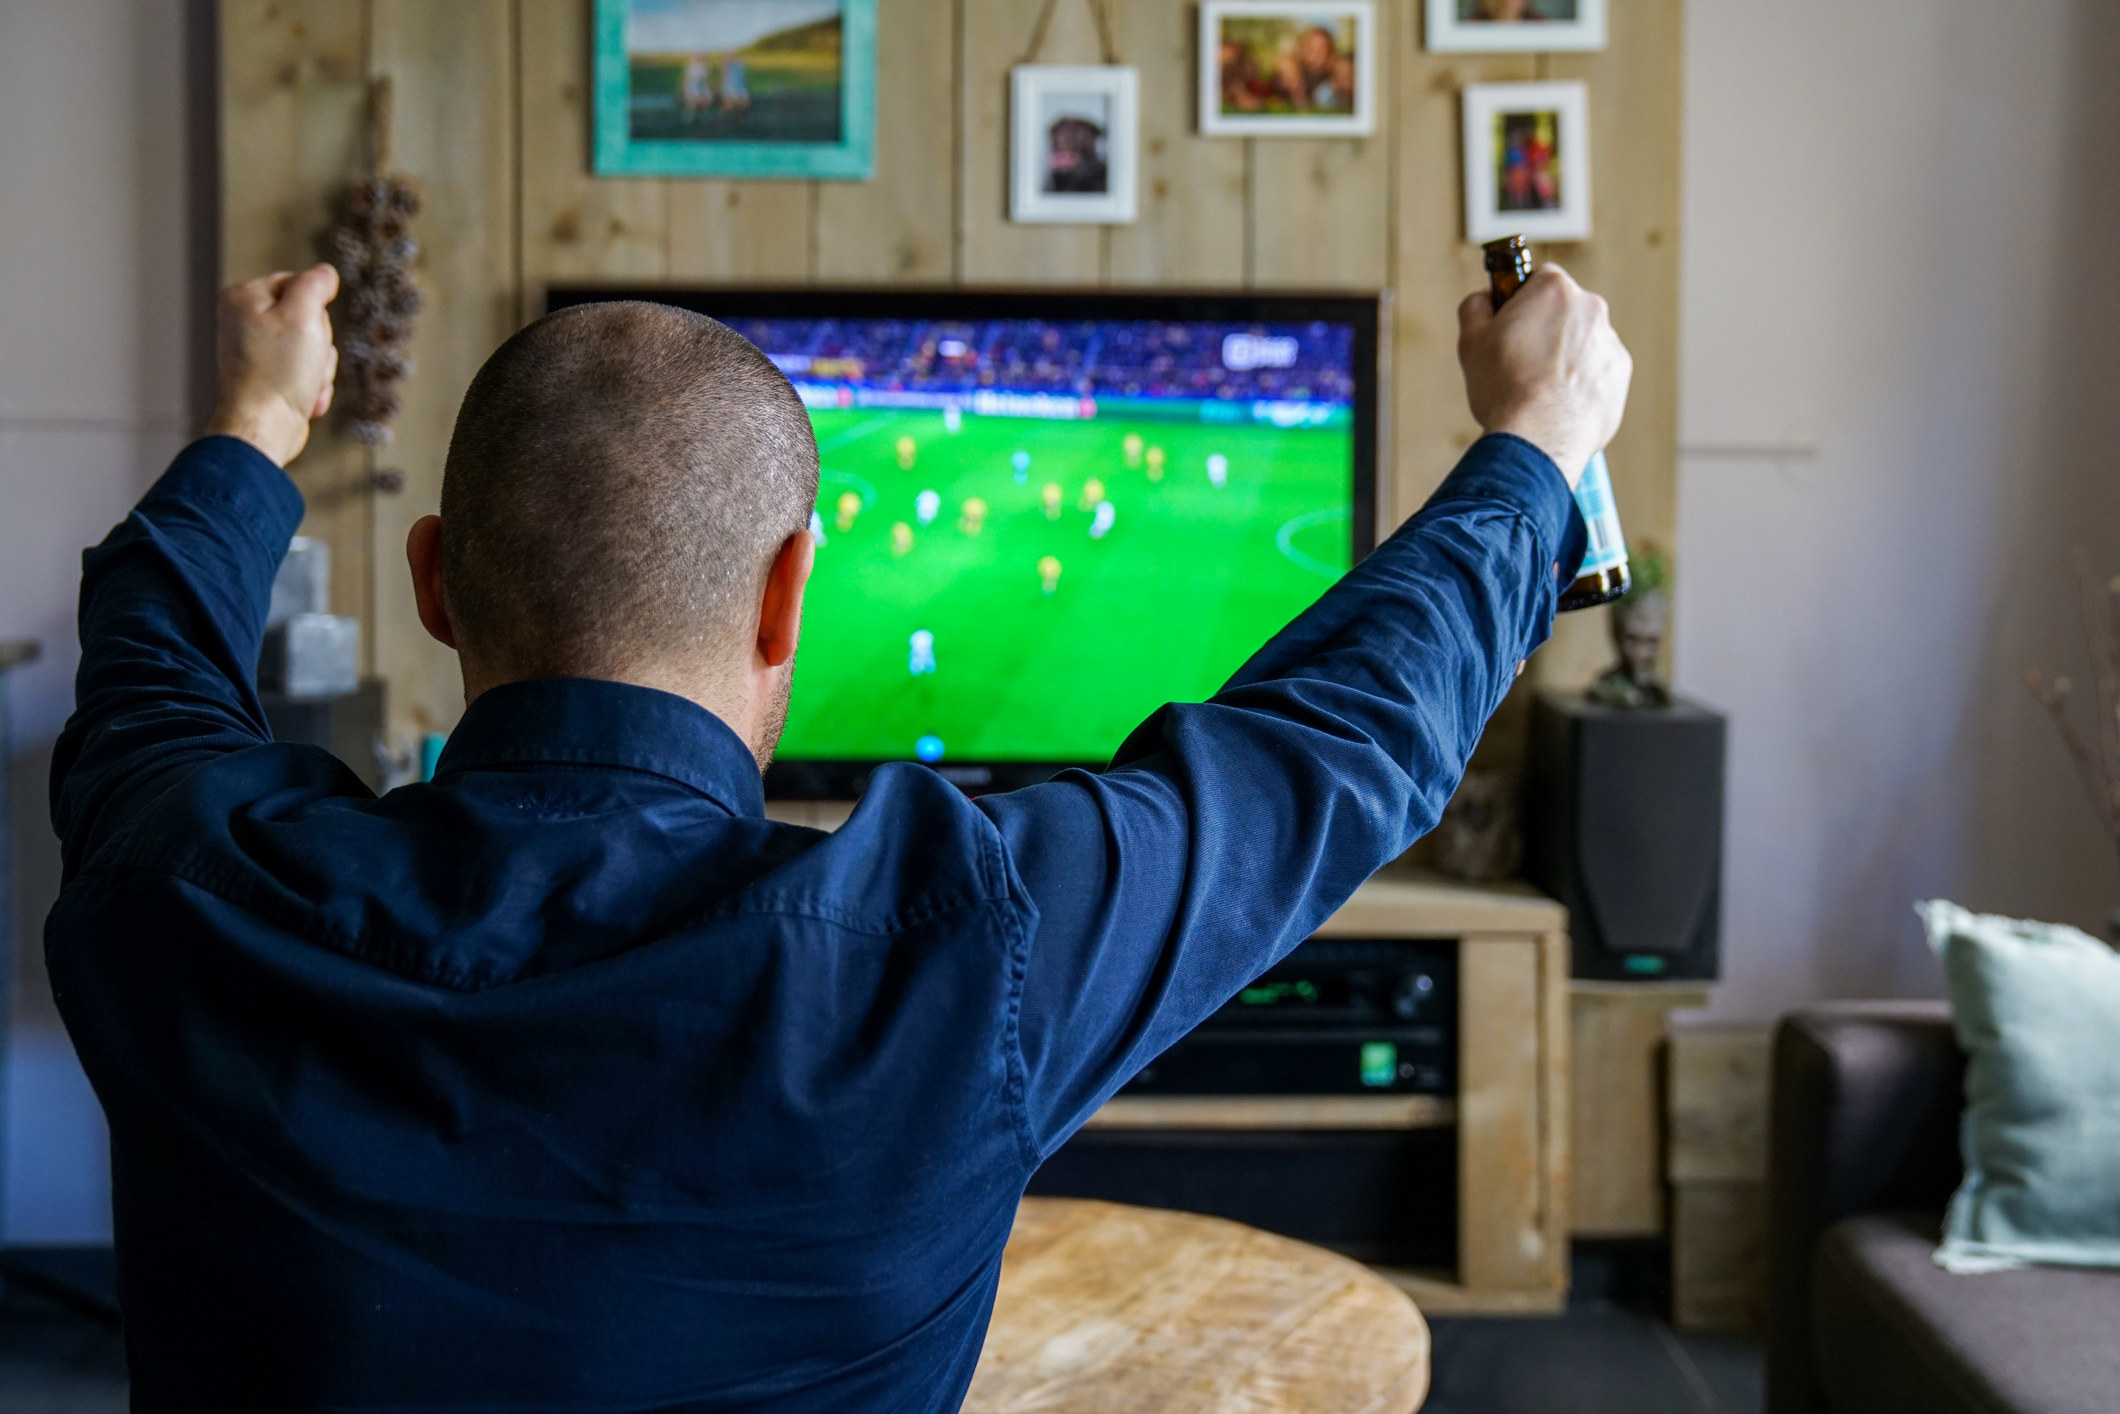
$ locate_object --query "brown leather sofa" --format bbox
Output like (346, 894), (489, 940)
(1767, 1003), (2120, 1414)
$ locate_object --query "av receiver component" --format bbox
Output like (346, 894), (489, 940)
(1031, 936), (1462, 1266)
(1119, 938), (1456, 1096)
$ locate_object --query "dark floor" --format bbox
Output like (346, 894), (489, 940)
(0, 1245), (1761, 1413)
(1424, 1309), (1761, 1414)
(1421, 1241), (1761, 1414)
(0, 1295), (126, 1414)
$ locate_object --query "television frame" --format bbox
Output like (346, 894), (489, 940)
(545, 286), (1382, 799)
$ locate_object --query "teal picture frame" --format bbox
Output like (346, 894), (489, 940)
(593, 0), (876, 180)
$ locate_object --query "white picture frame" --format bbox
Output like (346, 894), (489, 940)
(1461, 81), (1592, 244)
(1198, 1), (1378, 138)
(1426, 0), (1606, 53)
(1010, 65), (1139, 224)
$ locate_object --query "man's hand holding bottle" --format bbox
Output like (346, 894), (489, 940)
(1455, 263), (1632, 490)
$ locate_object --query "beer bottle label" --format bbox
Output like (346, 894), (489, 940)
(1573, 452), (1629, 575)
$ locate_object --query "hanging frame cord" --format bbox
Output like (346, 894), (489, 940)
(368, 73), (396, 176)
(1020, 0), (1120, 66)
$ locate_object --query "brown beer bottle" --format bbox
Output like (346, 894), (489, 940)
(1481, 235), (1631, 611)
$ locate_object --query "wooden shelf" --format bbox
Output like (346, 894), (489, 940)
(1374, 1267), (1567, 1316)
(1086, 1095), (1455, 1131)
(1569, 979), (1716, 999)
(763, 799), (857, 831)
(1318, 874), (1566, 939)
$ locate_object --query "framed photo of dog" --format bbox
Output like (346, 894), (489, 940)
(1010, 65), (1140, 224)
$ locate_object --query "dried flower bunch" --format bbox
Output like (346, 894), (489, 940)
(322, 77), (421, 446)
(2024, 555), (2120, 875)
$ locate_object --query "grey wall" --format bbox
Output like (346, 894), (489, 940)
(1, 0), (207, 1242)
(1675, 0), (2120, 1020)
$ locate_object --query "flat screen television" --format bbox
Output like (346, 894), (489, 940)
(546, 287), (1379, 798)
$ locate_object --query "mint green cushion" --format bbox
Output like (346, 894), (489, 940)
(1919, 901), (2120, 1273)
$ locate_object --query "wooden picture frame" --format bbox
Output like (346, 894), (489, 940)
(592, 0), (876, 179)
(1199, 1), (1378, 138)
(1010, 65), (1140, 225)
(1427, 0), (1606, 53)
(1462, 81), (1592, 244)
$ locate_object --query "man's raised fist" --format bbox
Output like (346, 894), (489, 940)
(205, 264), (341, 468)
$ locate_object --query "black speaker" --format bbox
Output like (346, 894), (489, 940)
(1524, 692), (1725, 981)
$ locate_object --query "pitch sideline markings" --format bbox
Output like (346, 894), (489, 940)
(1274, 506), (1353, 579)
(818, 411), (904, 453)
(819, 466), (880, 510)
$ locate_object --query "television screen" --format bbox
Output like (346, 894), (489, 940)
(546, 289), (1378, 796)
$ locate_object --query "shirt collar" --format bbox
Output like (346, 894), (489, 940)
(433, 677), (766, 818)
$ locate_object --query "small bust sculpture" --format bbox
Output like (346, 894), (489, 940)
(1588, 551), (1672, 709)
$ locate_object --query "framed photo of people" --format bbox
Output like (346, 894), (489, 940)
(1462, 81), (1591, 243)
(1199, 1), (1378, 137)
(593, 0), (877, 179)
(1010, 65), (1140, 224)
(1427, 0), (1606, 53)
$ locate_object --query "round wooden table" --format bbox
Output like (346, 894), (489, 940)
(965, 1198), (1431, 1414)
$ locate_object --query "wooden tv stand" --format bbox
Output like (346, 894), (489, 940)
(766, 802), (1570, 1315)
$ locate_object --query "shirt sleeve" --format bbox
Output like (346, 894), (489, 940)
(978, 432), (1588, 1156)
(49, 436), (307, 881)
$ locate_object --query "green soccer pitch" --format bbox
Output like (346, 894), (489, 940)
(781, 406), (1356, 764)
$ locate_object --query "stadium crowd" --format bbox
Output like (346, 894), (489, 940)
(730, 317), (1357, 405)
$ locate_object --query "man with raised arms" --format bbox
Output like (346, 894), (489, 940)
(46, 259), (1626, 1410)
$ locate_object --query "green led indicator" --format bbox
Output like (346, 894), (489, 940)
(1360, 1042), (1398, 1088)
(1623, 955), (1668, 975)
(1238, 979), (1321, 1006)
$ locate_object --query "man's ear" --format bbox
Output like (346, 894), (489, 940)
(756, 529), (815, 669)
(406, 516), (458, 650)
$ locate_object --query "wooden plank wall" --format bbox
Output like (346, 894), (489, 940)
(222, 0), (1685, 744)
(221, 0), (374, 663)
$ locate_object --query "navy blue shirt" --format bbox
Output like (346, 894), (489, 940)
(48, 432), (1582, 1412)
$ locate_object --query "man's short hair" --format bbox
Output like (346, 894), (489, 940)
(439, 302), (819, 681)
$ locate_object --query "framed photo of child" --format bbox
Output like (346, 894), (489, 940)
(1010, 66), (1140, 224)
(1461, 81), (1592, 243)
(1427, 0), (1606, 53)
(593, 0), (876, 179)
(1199, 1), (1377, 138)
